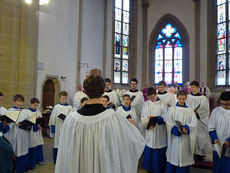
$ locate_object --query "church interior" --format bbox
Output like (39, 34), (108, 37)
(0, 0), (228, 172)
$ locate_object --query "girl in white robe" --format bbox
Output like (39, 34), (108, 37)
(48, 91), (73, 164)
(208, 91), (230, 173)
(141, 87), (168, 173)
(5, 94), (31, 173)
(27, 98), (44, 169)
(55, 75), (145, 173)
(186, 83), (212, 159)
(165, 91), (197, 173)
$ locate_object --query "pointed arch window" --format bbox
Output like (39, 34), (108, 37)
(216, 0), (230, 85)
(154, 23), (183, 85)
(113, 0), (130, 84)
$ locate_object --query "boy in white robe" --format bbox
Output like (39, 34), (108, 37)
(141, 87), (168, 173)
(27, 98), (44, 169)
(73, 85), (87, 111)
(103, 78), (120, 107)
(186, 80), (212, 161)
(124, 78), (145, 136)
(165, 90), (197, 173)
(208, 91), (230, 173)
(48, 91), (73, 164)
(55, 75), (145, 173)
(157, 81), (177, 107)
(0, 91), (9, 134)
(116, 94), (137, 126)
(5, 94), (31, 173)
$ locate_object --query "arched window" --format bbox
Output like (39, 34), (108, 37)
(113, 0), (130, 84)
(154, 23), (183, 85)
(216, 0), (229, 85)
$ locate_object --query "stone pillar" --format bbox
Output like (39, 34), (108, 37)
(0, 0), (39, 108)
(141, 0), (149, 87)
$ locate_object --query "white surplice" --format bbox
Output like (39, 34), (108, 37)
(0, 106), (7, 116)
(73, 91), (87, 111)
(208, 107), (230, 158)
(48, 104), (72, 148)
(55, 109), (145, 173)
(186, 94), (212, 155)
(5, 108), (30, 157)
(26, 109), (44, 148)
(116, 105), (137, 122)
(141, 100), (168, 149)
(103, 90), (120, 107)
(158, 92), (177, 107)
(165, 105), (197, 167)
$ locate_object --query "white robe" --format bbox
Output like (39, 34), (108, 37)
(141, 100), (168, 149)
(73, 91), (87, 111)
(55, 109), (145, 173)
(116, 105), (137, 122)
(208, 107), (230, 158)
(124, 90), (145, 136)
(27, 109), (44, 148)
(165, 106), (197, 167)
(5, 108), (30, 157)
(0, 106), (7, 116)
(103, 90), (120, 107)
(0, 107), (7, 123)
(158, 92), (177, 106)
(48, 104), (73, 148)
(186, 94), (212, 155)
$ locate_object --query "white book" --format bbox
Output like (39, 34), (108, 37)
(5, 110), (21, 122)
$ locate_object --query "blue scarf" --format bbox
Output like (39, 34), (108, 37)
(122, 105), (131, 111)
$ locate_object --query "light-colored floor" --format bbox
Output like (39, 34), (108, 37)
(27, 137), (212, 173)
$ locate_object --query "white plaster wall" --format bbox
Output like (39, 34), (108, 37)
(200, 0), (208, 84)
(37, 0), (79, 104)
(147, 0), (196, 82)
(80, 0), (105, 84)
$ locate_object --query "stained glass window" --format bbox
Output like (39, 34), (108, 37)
(154, 23), (183, 85)
(216, 1), (230, 85)
(114, 0), (130, 84)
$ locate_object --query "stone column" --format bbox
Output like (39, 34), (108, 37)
(0, 0), (39, 108)
(141, 0), (149, 87)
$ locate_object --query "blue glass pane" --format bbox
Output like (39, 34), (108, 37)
(157, 34), (163, 40)
(175, 40), (182, 47)
(162, 23), (176, 38)
(156, 42), (162, 49)
(162, 39), (166, 43)
(174, 32), (181, 39)
(171, 39), (175, 42)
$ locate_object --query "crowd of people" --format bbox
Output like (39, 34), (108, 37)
(0, 74), (229, 173)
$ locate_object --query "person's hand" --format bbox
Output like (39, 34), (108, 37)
(18, 122), (22, 127)
(128, 119), (136, 126)
(182, 127), (188, 134)
(224, 141), (230, 147)
(148, 115), (154, 118)
(214, 139), (219, 144)
(167, 103), (171, 107)
(38, 124), (43, 130)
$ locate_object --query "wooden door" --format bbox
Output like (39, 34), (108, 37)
(42, 79), (55, 110)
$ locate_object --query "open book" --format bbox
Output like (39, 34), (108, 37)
(0, 110), (21, 123)
(146, 116), (158, 130)
(19, 114), (37, 131)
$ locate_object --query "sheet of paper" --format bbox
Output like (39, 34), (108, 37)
(6, 110), (21, 122)
(214, 143), (222, 158)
